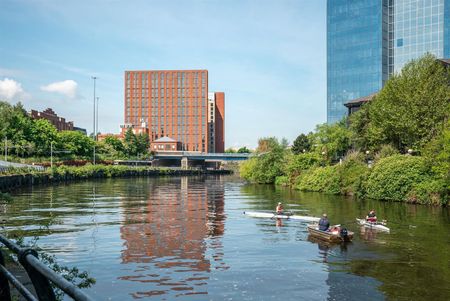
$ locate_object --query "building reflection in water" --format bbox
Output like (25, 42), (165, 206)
(119, 176), (227, 298)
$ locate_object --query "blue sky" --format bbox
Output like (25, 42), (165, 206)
(0, 0), (326, 149)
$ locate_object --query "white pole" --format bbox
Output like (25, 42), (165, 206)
(92, 76), (98, 165)
(51, 141), (53, 168)
(96, 96), (99, 141)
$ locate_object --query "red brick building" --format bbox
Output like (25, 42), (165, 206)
(123, 70), (225, 153)
(150, 136), (181, 152)
(30, 108), (74, 131)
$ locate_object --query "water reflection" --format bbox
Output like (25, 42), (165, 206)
(1, 177), (449, 300)
(119, 176), (227, 298)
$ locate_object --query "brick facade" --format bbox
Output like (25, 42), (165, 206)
(30, 108), (74, 131)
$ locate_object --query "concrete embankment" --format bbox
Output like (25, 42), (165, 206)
(0, 168), (232, 192)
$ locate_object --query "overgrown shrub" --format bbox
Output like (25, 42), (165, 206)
(275, 176), (289, 186)
(284, 152), (323, 183)
(407, 179), (448, 205)
(338, 151), (370, 196)
(296, 165), (341, 194)
(374, 144), (399, 162)
(366, 155), (432, 201)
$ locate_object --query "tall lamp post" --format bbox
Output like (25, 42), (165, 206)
(96, 97), (99, 141)
(4, 137), (7, 162)
(50, 141), (53, 168)
(92, 76), (98, 165)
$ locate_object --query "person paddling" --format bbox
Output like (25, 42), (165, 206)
(276, 202), (284, 215)
(366, 209), (377, 223)
(318, 213), (330, 231)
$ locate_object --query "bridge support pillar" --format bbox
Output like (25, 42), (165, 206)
(181, 157), (189, 170)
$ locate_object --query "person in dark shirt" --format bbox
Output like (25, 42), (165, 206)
(318, 213), (330, 231)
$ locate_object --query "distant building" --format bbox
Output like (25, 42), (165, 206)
(30, 108), (74, 131)
(150, 136), (181, 152)
(73, 127), (87, 135)
(344, 93), (377, 116)
(97, 133), (122, 141)
(123, 70), (225, 153)
(344, 58), (450, 116)
(327, 0), (450, 123)
(208, 92), (225, 153)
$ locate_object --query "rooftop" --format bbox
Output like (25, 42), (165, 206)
(153, 136), (177, 143)
(344, 93), (377, 108)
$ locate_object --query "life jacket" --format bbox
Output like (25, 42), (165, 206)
(276, 205), (283, 213)
(367, 213), (377, 222)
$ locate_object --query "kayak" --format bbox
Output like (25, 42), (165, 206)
(243, 211), (320, 222)
(307, 225), (354, 242)
(356, 218), (390, 232)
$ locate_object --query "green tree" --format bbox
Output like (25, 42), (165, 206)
(240, 137), (287, 183)
(225, 148), (236, 153)
(136, 133), (150, 157)
(123, 128), (138, 157)
(30, 119), (59, 155)
(351, 54), (450, 152)
(310, 120), (351, 162)
(103, 136), (125, 155)
(291, 133), (311, 154)
(58, 131), (94, 157)
(237, 146), (251, 153)
(0, 101), (35, 156)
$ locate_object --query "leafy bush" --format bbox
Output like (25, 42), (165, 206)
(275, 176), (289, 186)
(296, 165), (341, 194)
(374, 144), (399, 162)
(338, 151), (370, 196)
(366, 155), (432, 201)
(407, 179), (448, 205)
(239, 138), (287, 184)
(284, 152), (323, 183)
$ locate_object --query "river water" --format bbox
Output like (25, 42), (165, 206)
(1, 176), (449, 300)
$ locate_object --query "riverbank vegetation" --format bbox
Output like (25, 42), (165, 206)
(0, 101), (152, 164)
(241, 54), (450, 205)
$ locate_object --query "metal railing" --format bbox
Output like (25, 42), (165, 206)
(0, 160), (45, 172)
(0, 234), (94, 301)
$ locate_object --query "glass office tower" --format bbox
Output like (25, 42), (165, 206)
(327, 0), (450, 123)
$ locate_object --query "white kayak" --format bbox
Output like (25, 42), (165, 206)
(356, 218), (390, 232)
(243, 211), (320, 222)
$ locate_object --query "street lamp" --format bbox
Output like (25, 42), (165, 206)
(3, 136), (7, 162)
(92, 76), (98, 165)
(51, 141), (53, 168)
(96, 96), (99, 141)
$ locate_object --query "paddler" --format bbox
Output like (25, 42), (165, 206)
(366, 209), (377, 223)
(276, 202), (284, 215)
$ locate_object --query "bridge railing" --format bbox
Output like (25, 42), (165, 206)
(0, 234), (94, 301)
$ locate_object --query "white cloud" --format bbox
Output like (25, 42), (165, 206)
(0, 78), (25, 100)
(41, 80), (78, 98)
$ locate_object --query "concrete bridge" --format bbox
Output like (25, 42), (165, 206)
(152, 151), (251, 169)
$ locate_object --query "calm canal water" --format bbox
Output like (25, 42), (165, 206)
(1, 176), (449, 300)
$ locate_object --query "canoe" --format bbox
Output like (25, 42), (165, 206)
(307, 225), (354, 243)
(356, 218), (390, 232)
(243, 211), (320, 222)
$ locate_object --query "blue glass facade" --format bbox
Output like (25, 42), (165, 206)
(445, 0), (450, 57)
(393, 0), (445, 72)
(327, 0), (385, 123)
(327, 0), (450, 123)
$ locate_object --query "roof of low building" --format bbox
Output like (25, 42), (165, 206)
(344, 93), (377, 108)
(153, 136), (177, 143)
(438, 58), (450, 65)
